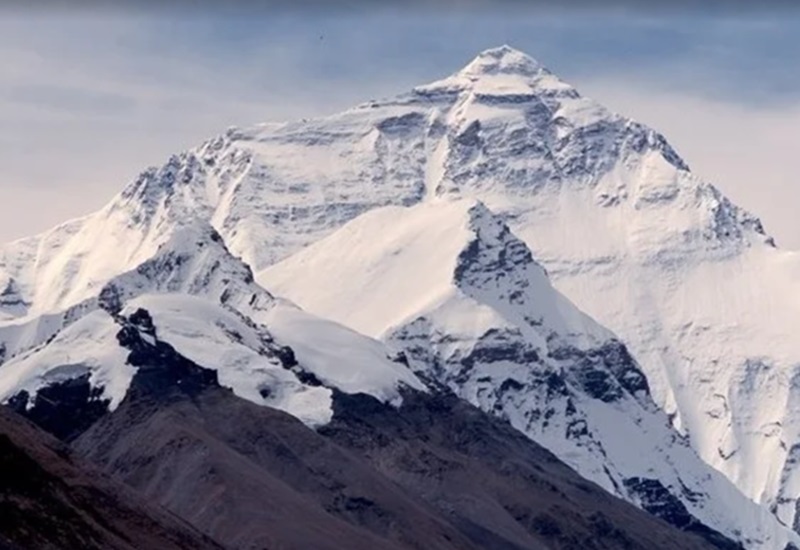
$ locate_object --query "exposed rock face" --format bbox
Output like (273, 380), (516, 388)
(0, 304), (714, 550)
(116, 308), (220, 401)
(322, 390), (732, 550)
(6, 375), (110, 442)
(623, 478), (742, 550)
(0, 278), (764, 549)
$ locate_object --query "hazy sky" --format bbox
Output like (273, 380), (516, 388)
(1, 8), (799, 247)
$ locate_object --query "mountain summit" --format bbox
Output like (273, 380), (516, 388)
(1, 46), (799, 548)
(415, 44), (585, 105)
(462, 45), (545, 74)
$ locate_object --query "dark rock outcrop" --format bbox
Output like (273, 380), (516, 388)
(623, 477), (743, 550)
(7, 375), (110, 442)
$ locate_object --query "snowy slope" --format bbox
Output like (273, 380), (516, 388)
(0, 309), (134, 410)
(121, 294), (334, 426)
(394, 47), (800, 528)
(260, 198), (797, 549)
(0, 291), (426, 428)
(262, 302), (425, 404)
(517, 178), (800, 527)
(0, 152), (231, 318)
(0, 215), (426, 427)
(0, 219), (270, 364)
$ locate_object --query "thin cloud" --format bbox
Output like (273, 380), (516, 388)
(5, 0), (800, 14)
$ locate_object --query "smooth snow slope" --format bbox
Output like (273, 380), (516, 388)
(261, 198), (798, 549)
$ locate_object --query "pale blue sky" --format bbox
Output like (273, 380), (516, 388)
(1, 10), (799, 245)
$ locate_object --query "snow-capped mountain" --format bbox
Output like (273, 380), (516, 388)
(0, 219), (273, 364)
(0, 218), (426, 431)
(260, 197), (792, 548)
(0, 209), (732, 550)
(1, 43), (799, 547)
(65, 307), (733, 550)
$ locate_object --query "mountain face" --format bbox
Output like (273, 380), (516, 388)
(1, 298), (726, 550)
(0, 44), (798, 549)
(0, 275), (425, 435)
(0, 406), (221, 550)
(69, 309), (729, 550)
(259, 197), (787, 548)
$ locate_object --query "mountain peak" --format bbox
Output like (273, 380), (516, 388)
(414, 44), (569, 98)
(459, 45), (545, 78)
(258, 199), (606, 349)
